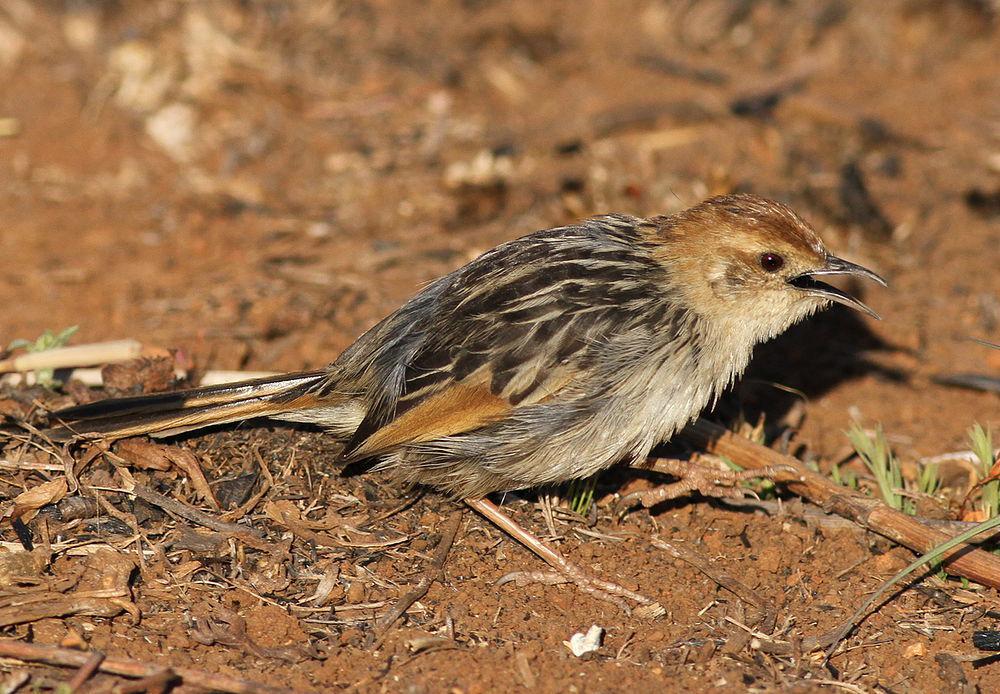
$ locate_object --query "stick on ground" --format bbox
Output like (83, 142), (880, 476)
(681, 418), (1000, 590)
(369, 510), (463, 650)
(0, 340), (144, 374)
(0, 639), (300, 694)
(126, 481), (277, 552)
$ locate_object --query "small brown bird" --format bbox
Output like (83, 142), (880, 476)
(51, 193), (885, 610)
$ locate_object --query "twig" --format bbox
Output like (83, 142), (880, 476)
(115, 669), (179, 693)
(89, 488), (148, 573)
(220, 447), (273, 522)
(682, 419), (1000, 590)
(1, 368), (104, 388)
(933, 373), (1000, 395)
(0, 639), (300, 693)
(0, 595), (128, 629)
(0, 670), (30, 693)
(818, 512), (1000, 659)
(65, 651), (104, 692)
(679, 419), (1000, 656)
(718, 497), (1000, 539)
(650, 537), (762, 608)
(651, 536), (780, 655)
(364, 492), (423, 528)
(368, 511), (463, 650)
(127, 482), (275, 552)
(0, 340), (144, 373)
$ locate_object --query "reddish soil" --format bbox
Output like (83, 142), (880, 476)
(1, 1), (999, 691)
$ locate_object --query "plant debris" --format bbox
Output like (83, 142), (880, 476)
(1, 1), (999, 691)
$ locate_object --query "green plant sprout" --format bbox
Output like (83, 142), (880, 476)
(720, 455), (778, 499)
(847, 423), (912, 514)
(566, 475), (598, 516)
(916, 460), (940, 497)
(830, 461), (859, 490)
(6, 325), (78, 388)
(969, 423), (998, 518)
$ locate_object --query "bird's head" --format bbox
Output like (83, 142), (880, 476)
(651, 193), (886, 340)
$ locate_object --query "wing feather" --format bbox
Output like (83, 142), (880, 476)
(340, 215), (668, 461)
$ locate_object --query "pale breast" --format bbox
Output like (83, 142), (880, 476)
(614, 323), (756, 462)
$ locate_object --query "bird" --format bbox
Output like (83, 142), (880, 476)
(49, 193), (885, 611)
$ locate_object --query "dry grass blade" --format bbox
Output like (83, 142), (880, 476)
(820, 511), (1000, 659)
(650, 537), (763, 608)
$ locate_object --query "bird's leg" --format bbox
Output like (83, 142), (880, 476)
(465, 497), (664, 617)
(617, 454), (794, 514)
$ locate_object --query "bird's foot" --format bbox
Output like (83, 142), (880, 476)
(617, 455), (793, 516)
(466, 497), (664, 617)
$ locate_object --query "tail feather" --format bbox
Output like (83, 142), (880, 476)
(47, 370), (327, 441)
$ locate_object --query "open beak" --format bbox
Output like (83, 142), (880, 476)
(788, 256), (887, 320)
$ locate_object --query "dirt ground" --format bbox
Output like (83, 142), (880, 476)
(1, 1), (999, 691)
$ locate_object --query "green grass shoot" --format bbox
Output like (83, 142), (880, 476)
(567, 475), (598, 516)
(847, 423), (912, 514)
(6, 325), (79, 388)
(969, 423), (998, 518)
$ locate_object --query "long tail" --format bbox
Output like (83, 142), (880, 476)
(46, 370), (329, 442)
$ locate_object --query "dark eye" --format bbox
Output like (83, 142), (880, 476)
(759, 252), (785, 272)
